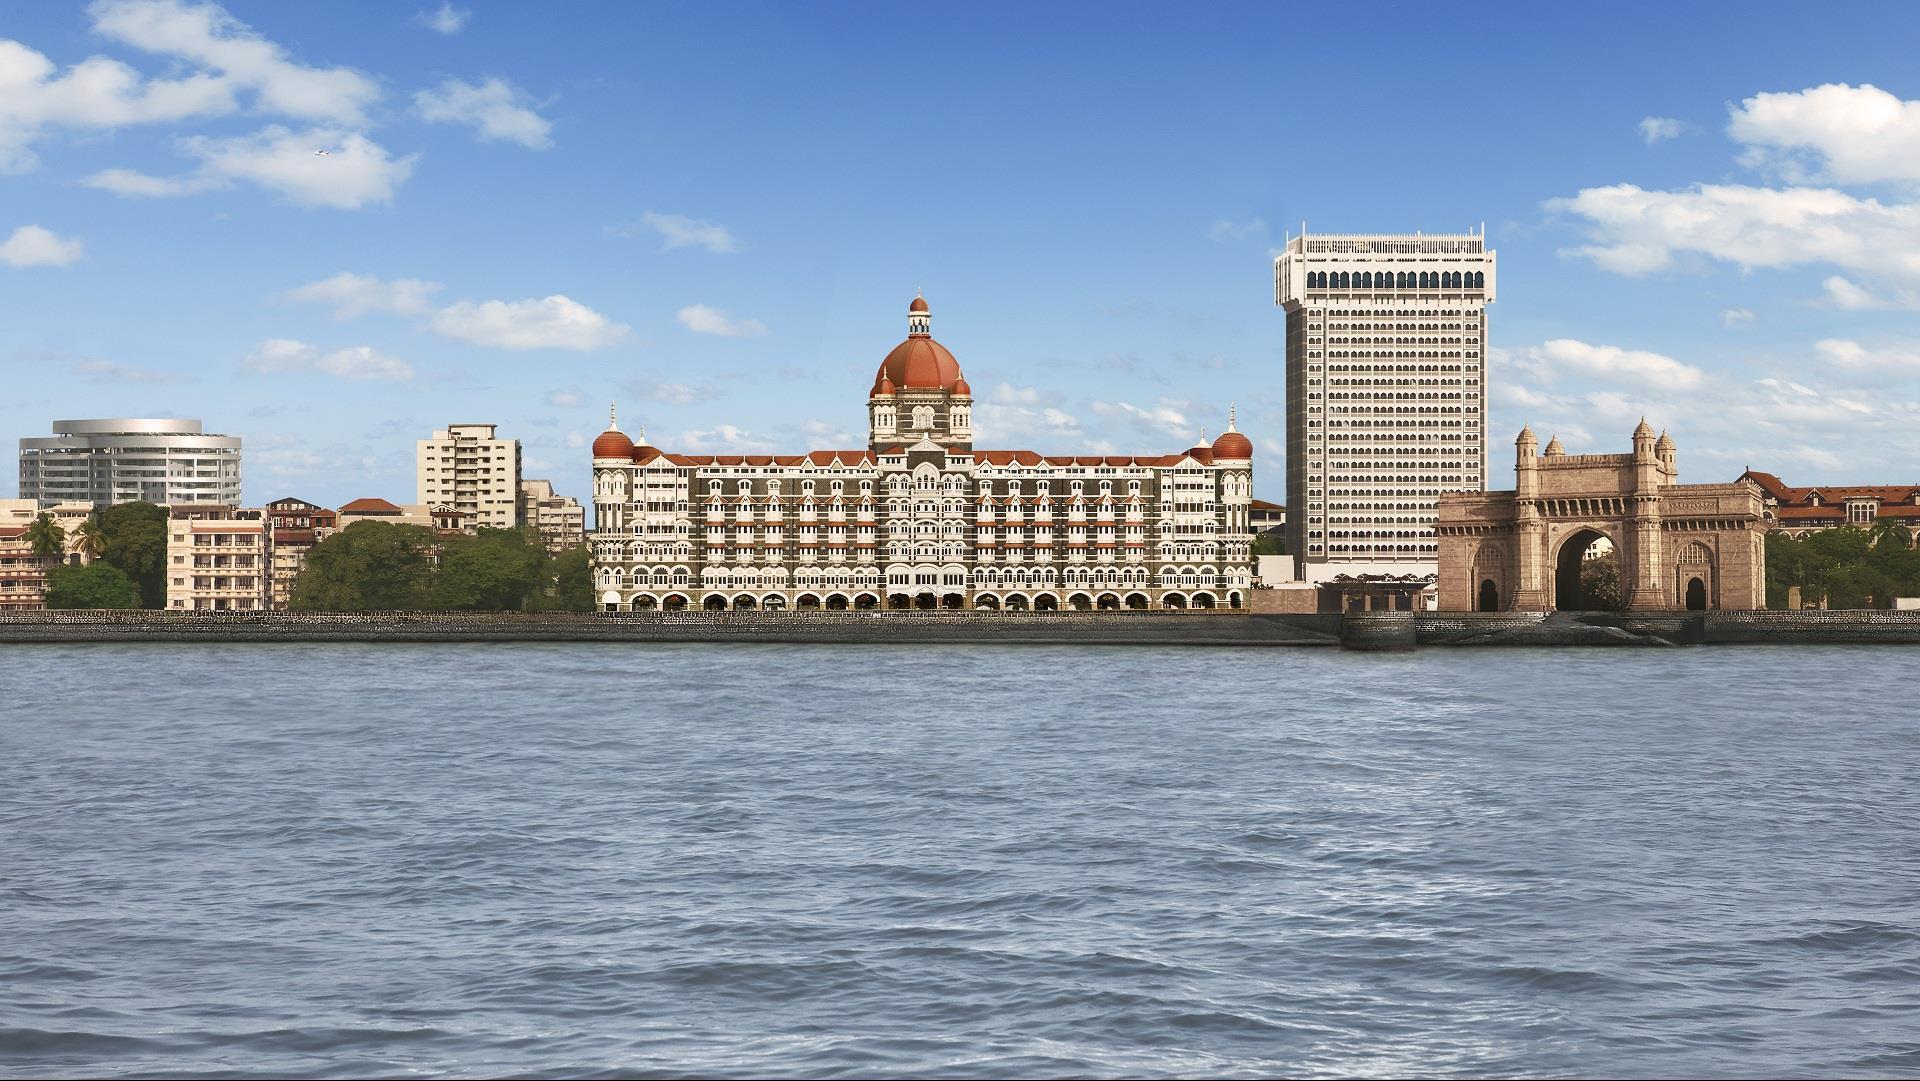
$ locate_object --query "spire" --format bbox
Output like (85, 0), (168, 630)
(1227, 402), (1239, 432)
(608, 401), (619, 430)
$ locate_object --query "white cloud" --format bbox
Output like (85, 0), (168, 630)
(1815, 338), (1920, 372)
(285, 271), (631, 350)
(545, 389), (583, 407)
(1720, 306), (1755, 327)
(676, 304), (766, 337)
(973, 384), (1083, 446)
(677, 424), (776, 454)
(0, 224), (84, 267)
(417, 2), (469, 34)
(1505, 338), (1705, 391)
(0, 37), (229, 171)
(1819, 275), (1885, 310)
(432, 295), (629, 350)
(413, 77), (551, 150)
(282, 271), (440, 317)
(243, 338), (412, 380)
(1549, 182), (1920, 307)
(89, 0), (378, 123)
(1639, 116), (1686, 144)
(626, 211), (738, 253)
(1208, 218), (1267, 242)
(1091, 398), (1193, 440)
(86, 126), (416, 208)
(1727, 83), (1920, 185)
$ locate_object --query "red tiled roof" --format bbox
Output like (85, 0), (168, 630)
(339, 497), (403, 514)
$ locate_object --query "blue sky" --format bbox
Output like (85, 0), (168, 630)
(6, 1), (1920, 507)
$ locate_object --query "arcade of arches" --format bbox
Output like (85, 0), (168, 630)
(1437, 424), (1766, 612)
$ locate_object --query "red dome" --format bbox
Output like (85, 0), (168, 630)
(876, 335), (963, 392)
(1212, 431), (1252, 459)
(592, 428), (634, 458)
(951, 376), (971, 396)
(871, 374), (897, 396)
(909, 295), (929, 313)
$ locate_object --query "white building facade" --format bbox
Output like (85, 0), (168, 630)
(165, 504), (272, 612)
(19, 418), (243, 508)
(1273, 229), (1496, 582)
(417, 424), (522, 529)
(590, 297), (1254, 612)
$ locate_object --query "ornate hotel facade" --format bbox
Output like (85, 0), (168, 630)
(590, 296), (1254, 612)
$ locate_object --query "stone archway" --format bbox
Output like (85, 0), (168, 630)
(1478, 579), (1499, 612)
(1554, 529), (1621, 612)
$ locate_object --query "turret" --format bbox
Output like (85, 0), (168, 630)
(1516, 426), (1539, 501)
(1656, 430), (1677, 475)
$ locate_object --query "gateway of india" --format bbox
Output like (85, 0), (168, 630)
(1436, 422), (1766, 612)
(589, 296), (1254, 612)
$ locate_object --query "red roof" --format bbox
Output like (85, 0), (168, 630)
(339, 497), (403, 514)
(874, 335), (963, 393)
(593, 428), (635, 458)
(1211, 431), (1252, 460)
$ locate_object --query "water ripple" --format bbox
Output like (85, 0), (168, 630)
(1, 643), (1918, 1078)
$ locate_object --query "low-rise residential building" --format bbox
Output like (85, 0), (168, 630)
(1740, 470), (1920, 542)
(1250, 499), (1286, 536)
(337, 497), (436, 531)
(520, 478), (586, 553)
(0, 527), (54, 609)
(166, 505), (271, 611)
(266, 497), (338, 609)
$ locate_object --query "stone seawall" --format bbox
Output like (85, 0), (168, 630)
(0, 609), (1912, 647)
(0, 610), (1342, 647)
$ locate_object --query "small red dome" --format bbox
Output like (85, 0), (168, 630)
(872, 374), (897, 396)
(1212, 431), (1252, 459)
(952, 377), (971, 396)
(593, 427), (635, 458)
(909, 295), (929, 313)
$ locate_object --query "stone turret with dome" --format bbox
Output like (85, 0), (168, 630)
(869, 293), (972, 452)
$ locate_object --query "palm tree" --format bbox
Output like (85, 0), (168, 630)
(23, 512), (65, 559)
(72, 516), (109, 562)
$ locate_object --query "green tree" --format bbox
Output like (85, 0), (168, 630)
(1251, 531), (1288, 556)
(45, 562), (141, 608)
(290, 521), (435, 610)
(96, 501), (170, 608)
(1577, 549), (1624, 610)
(72, 517), (109, 562)
(430, 527), (548, 610)
(23, 512), (65, 558)
(537, 544), (594, 612)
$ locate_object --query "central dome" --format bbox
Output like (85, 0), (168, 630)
(872, 294), (967, 394)
(876, 337), (963, 392)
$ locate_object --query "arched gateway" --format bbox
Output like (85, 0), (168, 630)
(1436, 423), (1766, 612)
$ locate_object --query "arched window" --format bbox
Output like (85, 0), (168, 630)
(1472, 271), (1484, 288)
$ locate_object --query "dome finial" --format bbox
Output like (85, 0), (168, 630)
(609, 401), (619, 430)
(1227, 402), (1238, 431)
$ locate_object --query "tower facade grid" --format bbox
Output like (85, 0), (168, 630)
(1274, 229), (1496, 581)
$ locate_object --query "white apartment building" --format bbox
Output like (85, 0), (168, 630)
(519, 478), (586, 553)
(19, 419), (243, 508)
(417, 424), (522, 529)
(1274, 228), (1496, 583)
(165, 504), (272, 611)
